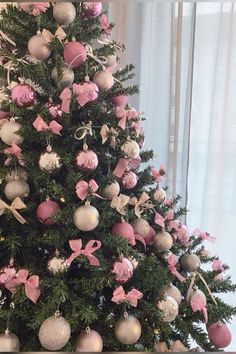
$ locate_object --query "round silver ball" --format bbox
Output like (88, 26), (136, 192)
(153, 188), (166, 203)
(93, 70), (114, 91)
(73, 203), (99, 231)
(121, 140), (140, 159)
(132, 218), (150, 238)
(0, 120), (23, 146)
(0, 330), (20, 352)
(153, 230), (173, 252)
(53, 2), (76, 25)
(101, 182), (120, 200)
(114, 314), (141, 345)
(28, 32), (51, 60)
(4, 179), (30, 201)
(51, 66), (74, 88)
(75, 329), (103, 352)
(181, 253), (201, 272)
(156, 296), (179, 322)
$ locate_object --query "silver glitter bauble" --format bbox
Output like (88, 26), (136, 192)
(75, 328), (103, 352)
(73, 202), (99, 231)
(121, 139), (140, 159)
(47, 255), (69, 275)
(53, 2), (76, 25)
(39, 311), (71, 351)
(51, 66), (74, 88)
(114, 313), (141, 345)
(101, 182), (120, 200)
(153, 188), (166, 203)
(156, 296), (179, 322)
(153, 230), (173, 252)
(0, 330), (20, 352)
(4, 179), (30, 201)
(39, 145), (61, 173)
(0, 120), (23, 146)
(93, 70), (114, 91)
(181, 253), (201, 272)
(132, 218), (150, 238)
(162, 283), (182, 305)
(28, 31), (51, 60)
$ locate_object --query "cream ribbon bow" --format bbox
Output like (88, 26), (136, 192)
(129, 192), (153, 218)
(100, 124), (118, 149)
(110, 194), (130, 215)
(42, 28), (67, 43)
(0, 197), (27, 224)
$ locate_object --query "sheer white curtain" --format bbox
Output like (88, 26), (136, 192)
(108, 2), (236, 350)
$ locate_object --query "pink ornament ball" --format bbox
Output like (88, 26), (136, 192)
(36, 200), (61, 225)
(11, 84), (35, 107)
(145, 226), (155, 245)
(111, 257), (134, 283)
(112, 221), (135, 245)
(207, 323), (231, 348)
(76, 149), (98, 171)
(63, 41), (87, 68)
(111, 95), (128, 107)
(121, 171), (137, 189)
(83, 2), (102, 17)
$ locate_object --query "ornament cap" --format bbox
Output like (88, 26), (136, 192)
(5, 329), (10, 336)
(46, 145), (52, 153)
(85, 327), (91, 335)
(54, 310), (61, 318)
(36, 30), (41, 35)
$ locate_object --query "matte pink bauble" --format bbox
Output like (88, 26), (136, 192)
(36, 200), (61, 225)
(63, 41), (87, 68)
(111, 95), (128, 107)
(11, 84), (35, 107)
(76, 149), (98, 171)
(83, 2), (102, 17)
(112, 221), (135, 243)
(111, 257), (134, 283)
(121, 171), (137, 189)
(207, 323), (231, 348)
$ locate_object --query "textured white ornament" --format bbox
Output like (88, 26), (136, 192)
(153, 230), (173, 252)
(53, 2), (76, 25)
(153, 188), (166, 203)
(75, 328), (103, 352)
(93, 70), (114, 91)
(132, 218), (150, 238)
(39, 311), (71, 351)
(156, 296), (179, 322)
(121, 140), (140, 159)
(28, 31), (51, 60)
(5, 168), (27, 182)
(162, 284), (182, 305)
(51, 66), (74, 88)
(4, 179), (29, 201)
(181, 253), (201, 272)
(39, 146), (61, 172)
(73, 202), (99, 231)
(101, 182), (120, 200)
(0, 330), (20, 352)
(47, 256), (69, 275)
(114, 313), (141, 345)
(0, 120), (23, 146)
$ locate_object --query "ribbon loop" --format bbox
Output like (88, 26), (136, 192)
(42, 27), (66, 43)
(76, 179), (103, 200)
(0, 197), (27, 224)
(129, 192), (152, 218)
(33, 115), (62, 135)
(111, 285), (143, 307)
(74, 121), (93, 141)
(100, 124), (118, 149)
(66, 239), (101, 266)
(110, 194), (130, 215)
(166, 253), (185, 282)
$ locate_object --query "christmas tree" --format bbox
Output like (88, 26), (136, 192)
(0, 2), (235, 352)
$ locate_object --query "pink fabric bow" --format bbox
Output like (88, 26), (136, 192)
(76, 179), (102, 200)
(190, 291), (208, 323)
(212, 259), (224, 272)
(193, 228), (216, 243)
(33, 115), (62, 135)
(115, 107), (139, 130)
(100, 14), (111, 34)
(0, 267), (16, 289)
(154, 210), (179, 231)
(66, 239), (101, 266)
(4, 143), (24, 166)
(113, 157), (141, 178)
(151, 164), (166, 182)
(6, 269), (40, 303)
(111, 286), (143, 307)
(166, 254), (185, 282)
(173, 224), (190, 245)
(19, 2), (50, 16)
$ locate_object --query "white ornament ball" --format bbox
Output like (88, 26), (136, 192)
(0, 330), (20, 352)
(5, 168), (27, 182)
(153, 188), (166, 203)
(132, 218), (150, 238)
(114, 314), (141, 345)
(51, 66), (74, 88)
(121, 140), (140, 159)
(39, 311), (71, 351)
(53, 2), (76, 25)
(75, 328), (103, 352)
(153, 230), (173, 252)
(181, 253), (201, 272)
(162, 284), (182, 305)
(73, 203), (99, 231)
(47, 256), (69, 275)
(0, 120), (23, 146)
(39, 146), (61, 173)
(101, 182), (120, 200)
(156, 296), (179, 322)
(4, 179), (30, 201)
(106, 54), (117, 67)
(93, 70), (114, 91)
(28, 31), (51, 60)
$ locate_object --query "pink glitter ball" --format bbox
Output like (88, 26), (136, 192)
(121, 171), (137, 189)
(112, 221), (135, 245)
(83, 2), (102, 17)
(36, 200), (60, 225)
(46, 102), (63, 120)
(76, 149), (98, 171)
(63, 41), (87, 68)
(11, 83), (36, 107)
(207, 323), (231, 348)
(111, 257), (134, 283)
